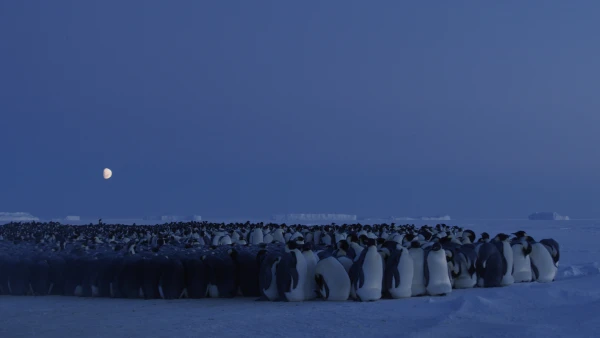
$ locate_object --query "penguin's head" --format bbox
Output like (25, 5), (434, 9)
(512, 230), (527, 238)
(480, 232), (490, 241)
(366, 238), (377, 247)
(410, 241), (421, 249)
(302, 242), (313, 252)
(494, 233), (510, 242)
(431, 242), (442, 251)
(286, 241), (298, 251)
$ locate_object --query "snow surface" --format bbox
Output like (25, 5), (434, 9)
(1, 220), (599, 338)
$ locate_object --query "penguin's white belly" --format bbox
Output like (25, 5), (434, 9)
(208, 284), (219, 298)
(356, 251), (383, 301)
(409, 250), (426, 296)
(512, 244), (532, 283)
(389, 253), (414, 299)
(530, 244), (557, 283)
(426, 252), (452, 296)
(453, 254), (476, 289)
(500, 242), (515, 286)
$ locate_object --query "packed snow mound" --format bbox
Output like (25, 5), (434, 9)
(0, 212), (39, 222)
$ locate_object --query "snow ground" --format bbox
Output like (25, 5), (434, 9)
(1, 220), (599, 338)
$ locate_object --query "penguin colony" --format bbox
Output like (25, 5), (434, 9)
(0, 222), (560, 301)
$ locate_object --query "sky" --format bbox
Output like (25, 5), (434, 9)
(1, 1), (600, 220)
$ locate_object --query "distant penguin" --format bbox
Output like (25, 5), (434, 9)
(476, 242), (504, 288)
(408, 241), (427, 296)
(424, 243), (452, 296)
(350, 238), (383, 302)
(276, 241), (308, 302)
(527, 236), (557, 283)
(250, 228), (264, 245)
(383, 246), (414, 299)
(493, 233), (514, 286)
(302, 243), (319, 300)
(314, 256), (351, 301)
(511, 236), (532, 283)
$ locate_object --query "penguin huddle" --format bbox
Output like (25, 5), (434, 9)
(0, 221), (560, 301)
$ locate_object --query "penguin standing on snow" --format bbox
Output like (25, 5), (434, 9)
(493, 233), (514, 286)
(476, 242), (504, 288)
(383, 245), (414, 299)
(511, 231), (532, 283)
(424, 243), (452, 296)
(527, 236), (558, 283)
(350, 238), (383, 302)
(276, 241), (307, 302)
(408, 241), (427, 296)
(302, 243), (319, 300)
(451, 245), (477, 289)
(314, 256), (350, 301)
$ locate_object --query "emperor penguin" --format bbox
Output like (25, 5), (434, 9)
(424, 243), (452, 296)
(493, 233), (514, 286)
(383, 245), (414, 299)
(276, 241), (308, 302)
(451, 245), (477, 289)
(350, 238), (383, 302)
(540, 238), (560, 268)
(511, 234), (532, 283)
(527, 236), (557, 283)
(258, 252), (281, 301)
(476, 242), (504, 288)
(408, 241), (427, 296)
(250, 227), (264, 245)
(314, 256), (351, 301)
(302, 243), (319, 300)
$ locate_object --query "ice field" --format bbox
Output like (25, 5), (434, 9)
(1, 219), (599, 338)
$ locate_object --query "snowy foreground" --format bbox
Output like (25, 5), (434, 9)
(1, 220), (599, 338)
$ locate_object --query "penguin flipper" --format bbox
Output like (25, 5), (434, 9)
(424, 252), (430, 287)
(394, 250), (402, 288)
(531, 261), (539, 281)
(290, 252), (299, 290)
(358, 267), (365, 289)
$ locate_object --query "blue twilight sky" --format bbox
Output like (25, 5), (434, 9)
(1, 1), (600, 220)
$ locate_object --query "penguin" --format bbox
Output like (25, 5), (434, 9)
(383, 246), (414, 299)
(337, 256), (354, 275)
(476, 242), (504, 288)
(276, 241), (307, 302)
(493, 233), (514, 286)
(350, 238), (383, 302)
(407, 241), (427, 296)
(258, 252), (281, 301)
(451, 245), (477, 289)
(181, 256), (209, 299)
(302, 243), (319, 300)
(527, 236), (557, 283)
(511, 236), (532, 283)
(540, 238), (560, 267)
(203, 254), (237, 298)
(424, 243), (452, 296)
(314, 256), (351, 301)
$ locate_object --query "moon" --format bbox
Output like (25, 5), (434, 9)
(103, 168), (112, 180)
